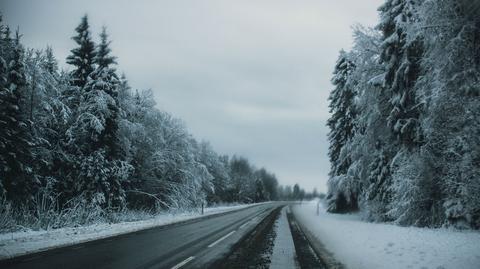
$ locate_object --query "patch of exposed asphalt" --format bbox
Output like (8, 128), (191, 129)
(210, 206), (282, 269)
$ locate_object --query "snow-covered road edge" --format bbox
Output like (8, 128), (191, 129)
(269, 206), (298, 269)
(0, 202), (268, 260)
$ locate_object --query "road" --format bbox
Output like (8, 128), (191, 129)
(0, 203), (281, 269)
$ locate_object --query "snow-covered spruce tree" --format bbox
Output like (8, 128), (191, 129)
(43, 46), (58, 74)
(65, 82), (119, 206)
(326, 50), (359, 213)
(66, 15), (96, 89)
(60, 16), (97, 194)
(378, 0), (424, 146)
(95, 27), (116, 70)
(0, 30), (36, 204)
(328, 51), (356, 177)
(358, 0), (426, 223)
(418, 0), (480, 228)
(66, 26), (131, 208)
(93, 27), (123, 160)
(337, 26), (394, 221)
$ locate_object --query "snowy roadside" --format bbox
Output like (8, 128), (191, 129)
(0, 202), (266, 260)
(293, 200), (480, 269)
(269, 206), (298, 269)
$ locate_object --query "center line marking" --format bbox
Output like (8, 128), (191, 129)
(208, 231), (236, 248)
(171, 256), (195, 269)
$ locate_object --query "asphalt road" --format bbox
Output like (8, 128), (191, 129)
(0, 203), (281, 269)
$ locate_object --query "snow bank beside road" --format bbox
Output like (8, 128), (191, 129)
(293, 200), (480, 269)
(0, 203), (263, 260)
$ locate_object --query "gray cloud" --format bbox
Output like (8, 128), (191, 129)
(2, 0), (384, 192)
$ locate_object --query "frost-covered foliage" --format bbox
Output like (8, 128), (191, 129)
(0, 25), (36, 205)
(327, 0), (480, 229)
(326, 50), (359, 213)
(0, 15), (295, 232)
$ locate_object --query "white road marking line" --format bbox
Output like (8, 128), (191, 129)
(239, 221), (250, 229)
(208, 230), (236, 248)
(171, 256), (195, 269)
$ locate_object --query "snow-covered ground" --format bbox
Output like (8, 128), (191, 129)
(270, 206), (298, 269)
(293, 200), (480, 269)
(0, 203), (263, 260)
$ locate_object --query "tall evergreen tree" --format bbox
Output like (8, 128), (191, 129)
(377, 0), (424, 146)
(92, 26), (122, 160)
(360, 0), (425, 221)
(67, 25), (129, 208)
(66, 15), (96, 88)
(43, 46), (58, 74)
(96, 27), (116, 70)
(327, 51), (356, 177)
(0, 31), (35, 203)
(67, 26), (120, 156)
(326, 51), (358, 213)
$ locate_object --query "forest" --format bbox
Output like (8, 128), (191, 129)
(0, 15), (312, 232)
(327, 0), (480, 229)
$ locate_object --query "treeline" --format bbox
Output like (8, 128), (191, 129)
(0, 14), (308, 221)
(327, 0), (480, 229)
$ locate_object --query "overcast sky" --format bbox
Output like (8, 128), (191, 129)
(2, 0), (383, 192)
